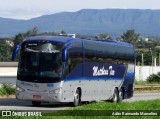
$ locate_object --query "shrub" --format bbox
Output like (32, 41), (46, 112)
(146, 72), (160, 83)
(0, 83), (16, 96)
(134, 80), (148, 85)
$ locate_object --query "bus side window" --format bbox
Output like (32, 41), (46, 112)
(64, 47), (82, 79)
(67, 58), (72, 73)
(68, 64), (72, 73)
(67, 49), (79, 74)
(64, 57), (71, 78)
(64, 49), (73, 78)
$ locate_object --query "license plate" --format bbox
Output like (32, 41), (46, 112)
(33, 95), (41, 99)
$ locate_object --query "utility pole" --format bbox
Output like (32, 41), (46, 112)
(142, 53), (144, 66)
(150, 48), (153, 74)
(150, 48), (153, 66)
(159, 53), (160, 66)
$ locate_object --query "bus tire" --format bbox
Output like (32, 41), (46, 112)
(72, 89), (80, 107)
(112, 88), (119, 103)
(118, 88), (123, 102)
(32, 101), (41, 107)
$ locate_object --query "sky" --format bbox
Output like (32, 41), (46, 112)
(0, 0), (160, 20)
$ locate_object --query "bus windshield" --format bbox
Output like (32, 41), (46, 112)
(17, 42), (63, 83)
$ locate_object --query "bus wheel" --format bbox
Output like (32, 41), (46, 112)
(32, 101), (41, 107)
(112, 88), (119, 103)
(72, 89), (80, 107)
(118, 88), (123, 102)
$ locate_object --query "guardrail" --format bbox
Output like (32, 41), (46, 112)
(0, 76), (16, 87)
(0, 62), (18, 67)
(134, 84), (160, 89)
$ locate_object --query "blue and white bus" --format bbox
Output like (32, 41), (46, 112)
(12, 36), (135, 106)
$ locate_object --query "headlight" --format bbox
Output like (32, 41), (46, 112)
(49, 88), (62, 94)
(16, 86), (25, 92)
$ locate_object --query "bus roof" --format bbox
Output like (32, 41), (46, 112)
(25, 36), (75, 44)
(24, 36), (134, 48)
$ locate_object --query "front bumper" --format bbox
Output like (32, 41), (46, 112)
(16, 91), (63, 103)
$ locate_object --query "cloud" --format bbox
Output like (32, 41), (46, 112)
(0, 8), (52, 20)
(0, 0), (160, 20)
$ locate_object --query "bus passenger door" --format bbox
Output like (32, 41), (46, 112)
(62, 43), (83, 102)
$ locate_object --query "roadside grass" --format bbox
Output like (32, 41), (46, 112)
(134, 81), (160, 93)
(0, 83), (15, 96)
(134, 80), (160, 85)
(135, 80), (148, 85)
(1, 99), (160, 119)
(134, 87), (160, 93)
(41, 99), (160, 118)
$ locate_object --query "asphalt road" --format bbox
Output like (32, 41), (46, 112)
(0, 93), (160, 111)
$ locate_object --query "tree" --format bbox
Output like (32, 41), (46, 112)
(13, 33), (24, 48)
(0, 40), (12, 61)
(136, 50), (152, 65)
(121, 29), (140, 45)
(98, 34), (112, 40)
(13, 27), (39, 48)
(39, 32), (58, 36)
(51, 32), (58, 36)
(25, 26), (38, 37)
(60, 30), (67, 35)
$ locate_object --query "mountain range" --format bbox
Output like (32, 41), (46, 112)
(0, 9), (160, 38)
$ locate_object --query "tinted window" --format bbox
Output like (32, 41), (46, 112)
(18, 42), (63, 83)
(64, 42), (82, 78)
(84, 40), (135, 64)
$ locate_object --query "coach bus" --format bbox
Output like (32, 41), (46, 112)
(12, 36), (135, 107)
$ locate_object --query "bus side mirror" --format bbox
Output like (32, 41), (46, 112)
(62, 48), (67, 62)
(62, 47), (71, 62)
(12, 44), (21, 61)
(62, 48), (70, 62)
